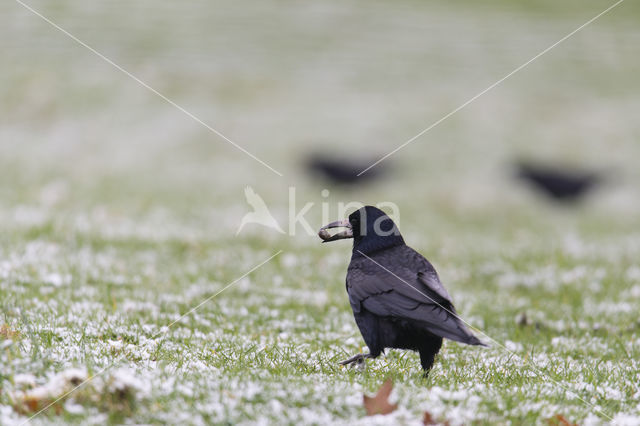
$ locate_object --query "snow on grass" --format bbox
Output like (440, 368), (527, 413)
(3, 202), (640, 424)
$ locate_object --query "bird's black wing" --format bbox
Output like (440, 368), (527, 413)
(347, 247), (484, 345)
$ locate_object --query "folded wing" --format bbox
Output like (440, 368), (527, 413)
(347, 253), (485, 346)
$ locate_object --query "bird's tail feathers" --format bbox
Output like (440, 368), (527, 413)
(466, 334), (489, 347)
(420, 320), (487, 347)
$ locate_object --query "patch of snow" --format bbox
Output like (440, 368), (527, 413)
(504, 340), (524, 352)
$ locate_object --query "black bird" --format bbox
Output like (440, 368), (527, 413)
(306, 154), (387, 186)
(515, 162), (601, 202)
(319, 206), (485, 375)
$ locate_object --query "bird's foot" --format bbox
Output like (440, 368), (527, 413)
(339, 353), (372, 368)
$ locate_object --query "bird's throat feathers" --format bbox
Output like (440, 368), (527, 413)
(352, 233), (405, 258)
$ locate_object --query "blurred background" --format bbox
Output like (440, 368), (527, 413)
(2, 0), (639, 244)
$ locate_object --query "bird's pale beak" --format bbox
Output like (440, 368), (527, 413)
(318, 219), (353, 242)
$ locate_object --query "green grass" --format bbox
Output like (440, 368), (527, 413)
(2, 0), (640, 424)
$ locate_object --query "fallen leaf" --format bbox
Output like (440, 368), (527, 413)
(0, 324), (20, 340)
(363, 378), (397, 416)
(11, 369), (87, 415)
(423, 411), (436, 425)
(548, 414), (578, 426)
(423, 410), (449, 425)
(24, 396), (40, 413)
(13, 395), (56, 415)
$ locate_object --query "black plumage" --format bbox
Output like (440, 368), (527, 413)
(319, 206), (485, 375)
(515, 162), (601, 202)
(306, 154), (387, 186)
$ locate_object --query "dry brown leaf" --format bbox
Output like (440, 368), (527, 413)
(0, 324), (20, 340)
(11, 369), (88, 415)
(13, 395), (54, 415)
(423, 411), (436, 425)
(363, 378), (397, 416)
(24, 396), (40, 413)
(423, 410), (449, 425)
(548, 414), (578, 426)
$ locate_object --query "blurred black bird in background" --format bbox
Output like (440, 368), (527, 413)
(306, 153), (389, 186)
(319, 206), (485, 376)
(514, 161), (602, 203)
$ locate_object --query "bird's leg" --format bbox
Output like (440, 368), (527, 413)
(421, 367), (433, 379)
(339, 353), (372, 367)
(419, 338), (442, 378)
(419, 352), (436, 376)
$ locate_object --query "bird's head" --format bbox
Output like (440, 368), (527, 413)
(318, 206), (404, 256)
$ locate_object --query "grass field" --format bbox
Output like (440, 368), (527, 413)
(2, 0), (640, 424)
